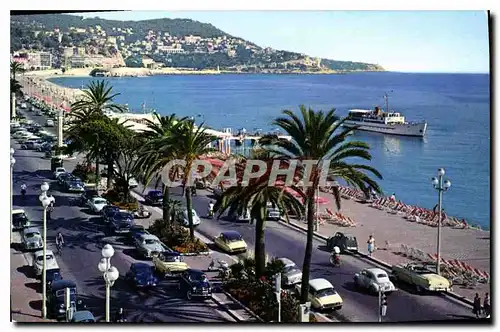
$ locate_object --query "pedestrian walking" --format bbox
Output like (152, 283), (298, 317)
(483, 292), (490, 318)
(473, 293), (482, 318)
(367, 235), (375, 257)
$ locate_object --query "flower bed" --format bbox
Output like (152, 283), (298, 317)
(102, 189), (139, 211)
(72, 163), (97, 183)
(148, 219), (209, 254)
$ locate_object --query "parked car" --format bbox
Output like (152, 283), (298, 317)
(12, 209), (31, 230)
(174, 208), (201, 227)
(33, 250), (59, 276)
(266, 202), (281, 221)
(79, 190), (99, 207)
(47, 280), (86, 320)
(144, 190), (163, 205)
(45, 119), (54, 127)
(127, 225), (149, 243)
(53, 167), (66, 179)
(295, 278), (343, 311)
(229, 208), (251, 222)
(64, 178), (85, 193)
(277, 257), (303, 286)
(71, 310), (95, 323)
(213, 231), (247, 254)
(135, 233), (164, 258)
(46, 269), (63, 291)
(50, 157), (64, 172)
(326, 232), (359, 253)
(101, 205), (121, 223)
(87, 197), (108, 213)
(22, 227), (43, 251)
(35, 110), (43, 116)
(109, 211), (135, 234)
(125, 263), (158, 288)
(58, 173), (74, 186)
(178, 269), (212, 300)
(354, 268), (397, 294)
(153, 252), (189, 278)
(128, 177), (139, 188)
(390, 263), (451, 293)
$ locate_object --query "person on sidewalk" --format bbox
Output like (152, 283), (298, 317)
(483, 292), (490, 318)
(367, 235), (375, 256)
(473, 293), (482, 318)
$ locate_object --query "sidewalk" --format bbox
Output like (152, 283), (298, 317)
(285, 189), (490, 301)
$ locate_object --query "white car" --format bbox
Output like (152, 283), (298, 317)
(278, 257), (303, 286)
(87, 197), (108, 213)
(135, 233), (164, 258)
(33, 250), (59, 276)
(353, 268), (397, 294)
(175, 208), (201, 227)
(12, 130), (30, 139)
(20, 103), (27, 109)
(53, 167), (66, 179)
(128, 177), (139, 188)
(45, 119), (54, 127)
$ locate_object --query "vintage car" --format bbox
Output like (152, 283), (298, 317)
(175, 208), (201, 227)
(12, 209), (31, 230)
(178, 269), (212, 300)
(22, 227), (43, 251)
(229, 208), (251, 222)
(33, 250), (59, 276)
(266, 202), (281, 221)
(153, 252), (189, 278)
(135, 233), (164, 258)
(47, 280), (86, 320)
(53, 167), (67, 179)
(64, 178), (85, 193)
(87, 197), (108, 213)
(101, 205), (121, 223)
(390, 263), (451, 293)
(109, 211), (135, 234)
(277, 257), (303, 286)
(295, 278), (343, 311)
(46, 269), (63, 291)
(213, 231), (247, 254)
(128, 225), (149, 243)
(354, 268), (397, 294)
(71, 310), (96, 323)
(79, 189), (100, 207)
(133, 205), (152, 219)
(144, 190), (163, 206)
(326, 232), (359, 253)
(125, 263), (158, 288)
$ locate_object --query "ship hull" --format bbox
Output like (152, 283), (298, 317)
(343, 121), (427, 137)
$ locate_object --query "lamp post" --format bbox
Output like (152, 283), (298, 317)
(58, 108), (64, 151)
(39, 182), (50, 318)
(10, 148), (15, 244)
(431, 168), (451, 275)
(98, 244), (119, 322)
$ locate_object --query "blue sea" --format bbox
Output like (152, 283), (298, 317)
(49, 72), (491, 229)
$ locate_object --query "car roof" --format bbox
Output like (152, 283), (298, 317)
(12, 209), (26, 214)
(277, 258), (295, 266)
(51, 280), (76, 291)
(35, 249), (54, 256)
(148, 190), (162, 194)
(132, 262), (152, 269)
(141, 234), (159, 240)
(365, 268), (387, 275)
(24, 227), (40, 233)
(221, 231), (242, 239)
(163, 251), (181, 256)
(309, 278), (334, 291)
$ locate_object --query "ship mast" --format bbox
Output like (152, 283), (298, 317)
(384, 93), (389, 113)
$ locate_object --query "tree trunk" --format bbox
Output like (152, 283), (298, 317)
(254, 216), (266, 278)
(185, 186), (195, 242)
(300, 191), (316, 304)
(95, 157), (100, 189)
(106, 159), (113, 190)
(162, 183), (171, 225)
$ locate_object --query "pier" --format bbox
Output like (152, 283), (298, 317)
(214, 128), (292, 155)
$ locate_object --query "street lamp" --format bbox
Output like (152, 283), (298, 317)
(39, 182), (51, 318)
(431, 168), (451, 275)
(10, 148), (15, 244)
(98, 244), (119, 322)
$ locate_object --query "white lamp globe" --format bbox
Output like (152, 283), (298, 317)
(10, 148), (14, 155)
(41, 197), (51, 208)
(438, 168), (445, 176)
(39, 194), (46, 202)
(102, 244), (114, 258)
(10, 157), (16, 166)
(106, 266), (119, 282)
(431, 177), (439, 186)
(444, 180), (452, 189)
(41, 183), (49, 192)
(98, 258), (108, 273)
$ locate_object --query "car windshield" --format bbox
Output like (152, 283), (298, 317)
(55, 288), (76, 297)
(94, 199), (107, 205)
(145, 239), (158, 245)
(377, 273), (388, 279)
(190, 272), (207, 282)
(164, 255), (181, 262)
(150, 191), (162, 197)
(26, 232), (39, 238)
(37, 255), (53, 261)
(316, 288), (336, 298)
(283, 265), (300, 273)
(115, 212), (132, 219)
(13, 214), (27, 222)
(223, 233), (242, 242)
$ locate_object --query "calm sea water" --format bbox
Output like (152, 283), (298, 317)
(50, 72), (491, 229)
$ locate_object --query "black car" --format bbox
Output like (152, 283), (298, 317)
(79, 190), (100, 207)
(144, 190), (163, 206)
(326, 232), (359, 253)
(127, 225), (148, 243)
(125, 263), (158, 288)
(46, 269), (63, 291)
(12, 210), (31, 230)
(58, 173), (74, 186)
(47, 280), (86, 320)
(109, 211), (135, 234)
(178, 269), (212, 300)
(101, 205), (121, 223)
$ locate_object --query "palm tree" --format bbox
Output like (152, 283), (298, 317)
(135, 113), (181, 224)
(169, 119), (215, 241)
(10, 78), (23, 96)
(259, 105), (383, 304)
(10, 61), (25, 81)
(214, 163), (304, 277)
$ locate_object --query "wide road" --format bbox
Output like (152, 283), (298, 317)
(20, 103), (474, 322)
(11, 129), (231, 321)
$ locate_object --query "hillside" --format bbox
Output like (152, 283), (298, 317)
(10, 13), (385, 73)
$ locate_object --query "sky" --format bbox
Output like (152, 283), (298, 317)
(73, 11), (490, 73)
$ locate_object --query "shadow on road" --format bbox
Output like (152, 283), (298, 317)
(24, 282), (42, 294)
(17, 265), (35, 279)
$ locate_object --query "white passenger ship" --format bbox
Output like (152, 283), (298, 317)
(343, 94), (427, 137)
